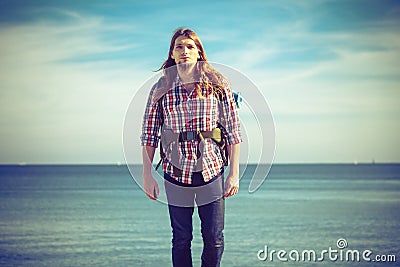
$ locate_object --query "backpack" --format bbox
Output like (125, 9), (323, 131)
(153, 78), (241, 173)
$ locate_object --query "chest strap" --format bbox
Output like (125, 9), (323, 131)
(178, 128), (222, 143)
(155, 127), (227, 171)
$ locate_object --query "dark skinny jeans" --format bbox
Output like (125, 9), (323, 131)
(164, 171), (225, 267)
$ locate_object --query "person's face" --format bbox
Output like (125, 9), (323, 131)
(171, 36), (200, 65)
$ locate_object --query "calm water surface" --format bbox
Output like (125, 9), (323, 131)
(0, 164), (399, 266)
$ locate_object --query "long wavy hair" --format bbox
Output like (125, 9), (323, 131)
(153, 28), (226, 102)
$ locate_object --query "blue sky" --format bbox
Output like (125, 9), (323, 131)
(0, 0), (399, 164)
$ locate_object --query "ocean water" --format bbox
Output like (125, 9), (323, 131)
(0, 164), (399, 267)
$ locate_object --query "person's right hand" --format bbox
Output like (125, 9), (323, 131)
(143, 173), (159, 200)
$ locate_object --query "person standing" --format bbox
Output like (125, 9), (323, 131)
(141, 27), (242, 267)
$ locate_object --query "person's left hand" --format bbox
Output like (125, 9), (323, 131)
(224, 173), (239, 198)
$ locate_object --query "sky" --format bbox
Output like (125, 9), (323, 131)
(0, 0), (399, 164)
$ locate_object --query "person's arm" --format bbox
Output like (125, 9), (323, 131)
(218, 81), (243, 198)
(224, 143), (240, 197)
(140, 81), (163, 200)
(142, 145), (159, 200)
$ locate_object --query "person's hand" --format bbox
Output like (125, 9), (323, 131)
(143, 173), (159, 200)
(224, 173), (239, 198)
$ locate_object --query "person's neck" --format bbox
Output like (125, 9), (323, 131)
(177, 67), (196, 92)
(177, 69), (194, 84)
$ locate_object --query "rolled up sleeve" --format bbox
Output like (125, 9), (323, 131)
(140, 83), (162, 147)
(219, 83), (242, 145)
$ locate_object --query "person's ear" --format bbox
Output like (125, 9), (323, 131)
(171, 54), (175, 59)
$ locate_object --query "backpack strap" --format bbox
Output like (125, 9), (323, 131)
(155, 95), (165, 171)
(154, 82), (236, 171)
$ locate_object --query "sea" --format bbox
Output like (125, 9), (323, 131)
(0, 164), (399, 267)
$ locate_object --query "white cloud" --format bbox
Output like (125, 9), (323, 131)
(0, 13), (149, 163)
(207, 22), (400, 163)
(1, 4), (399, 163)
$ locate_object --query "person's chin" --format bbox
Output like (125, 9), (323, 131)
(179, 60), (194, 64)
(178, 61), (196, 67)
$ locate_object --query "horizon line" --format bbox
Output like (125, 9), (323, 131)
(1, 161), (399, 166)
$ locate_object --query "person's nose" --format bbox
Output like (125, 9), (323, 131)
(183, 46), (190, 54)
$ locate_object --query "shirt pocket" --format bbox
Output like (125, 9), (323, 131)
(194, 96), (220, 131)
(164, 99), (186, 132)
(201, 139), (223, 169)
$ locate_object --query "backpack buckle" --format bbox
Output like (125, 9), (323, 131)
(179, 131), (198, 142)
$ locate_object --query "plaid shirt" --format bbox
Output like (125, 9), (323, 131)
(141, 75), (242, 184)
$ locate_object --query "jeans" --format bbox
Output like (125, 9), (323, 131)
(164, 171), (225, 267)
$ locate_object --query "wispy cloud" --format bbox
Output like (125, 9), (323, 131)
(203, 13), (400, 163)
(0, 1), (399, 163)
(0, 10), (148, 163)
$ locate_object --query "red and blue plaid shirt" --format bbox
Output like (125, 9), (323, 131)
(141, 75), (242, 184)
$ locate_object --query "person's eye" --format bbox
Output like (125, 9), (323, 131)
(176, 45), (182, 49)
